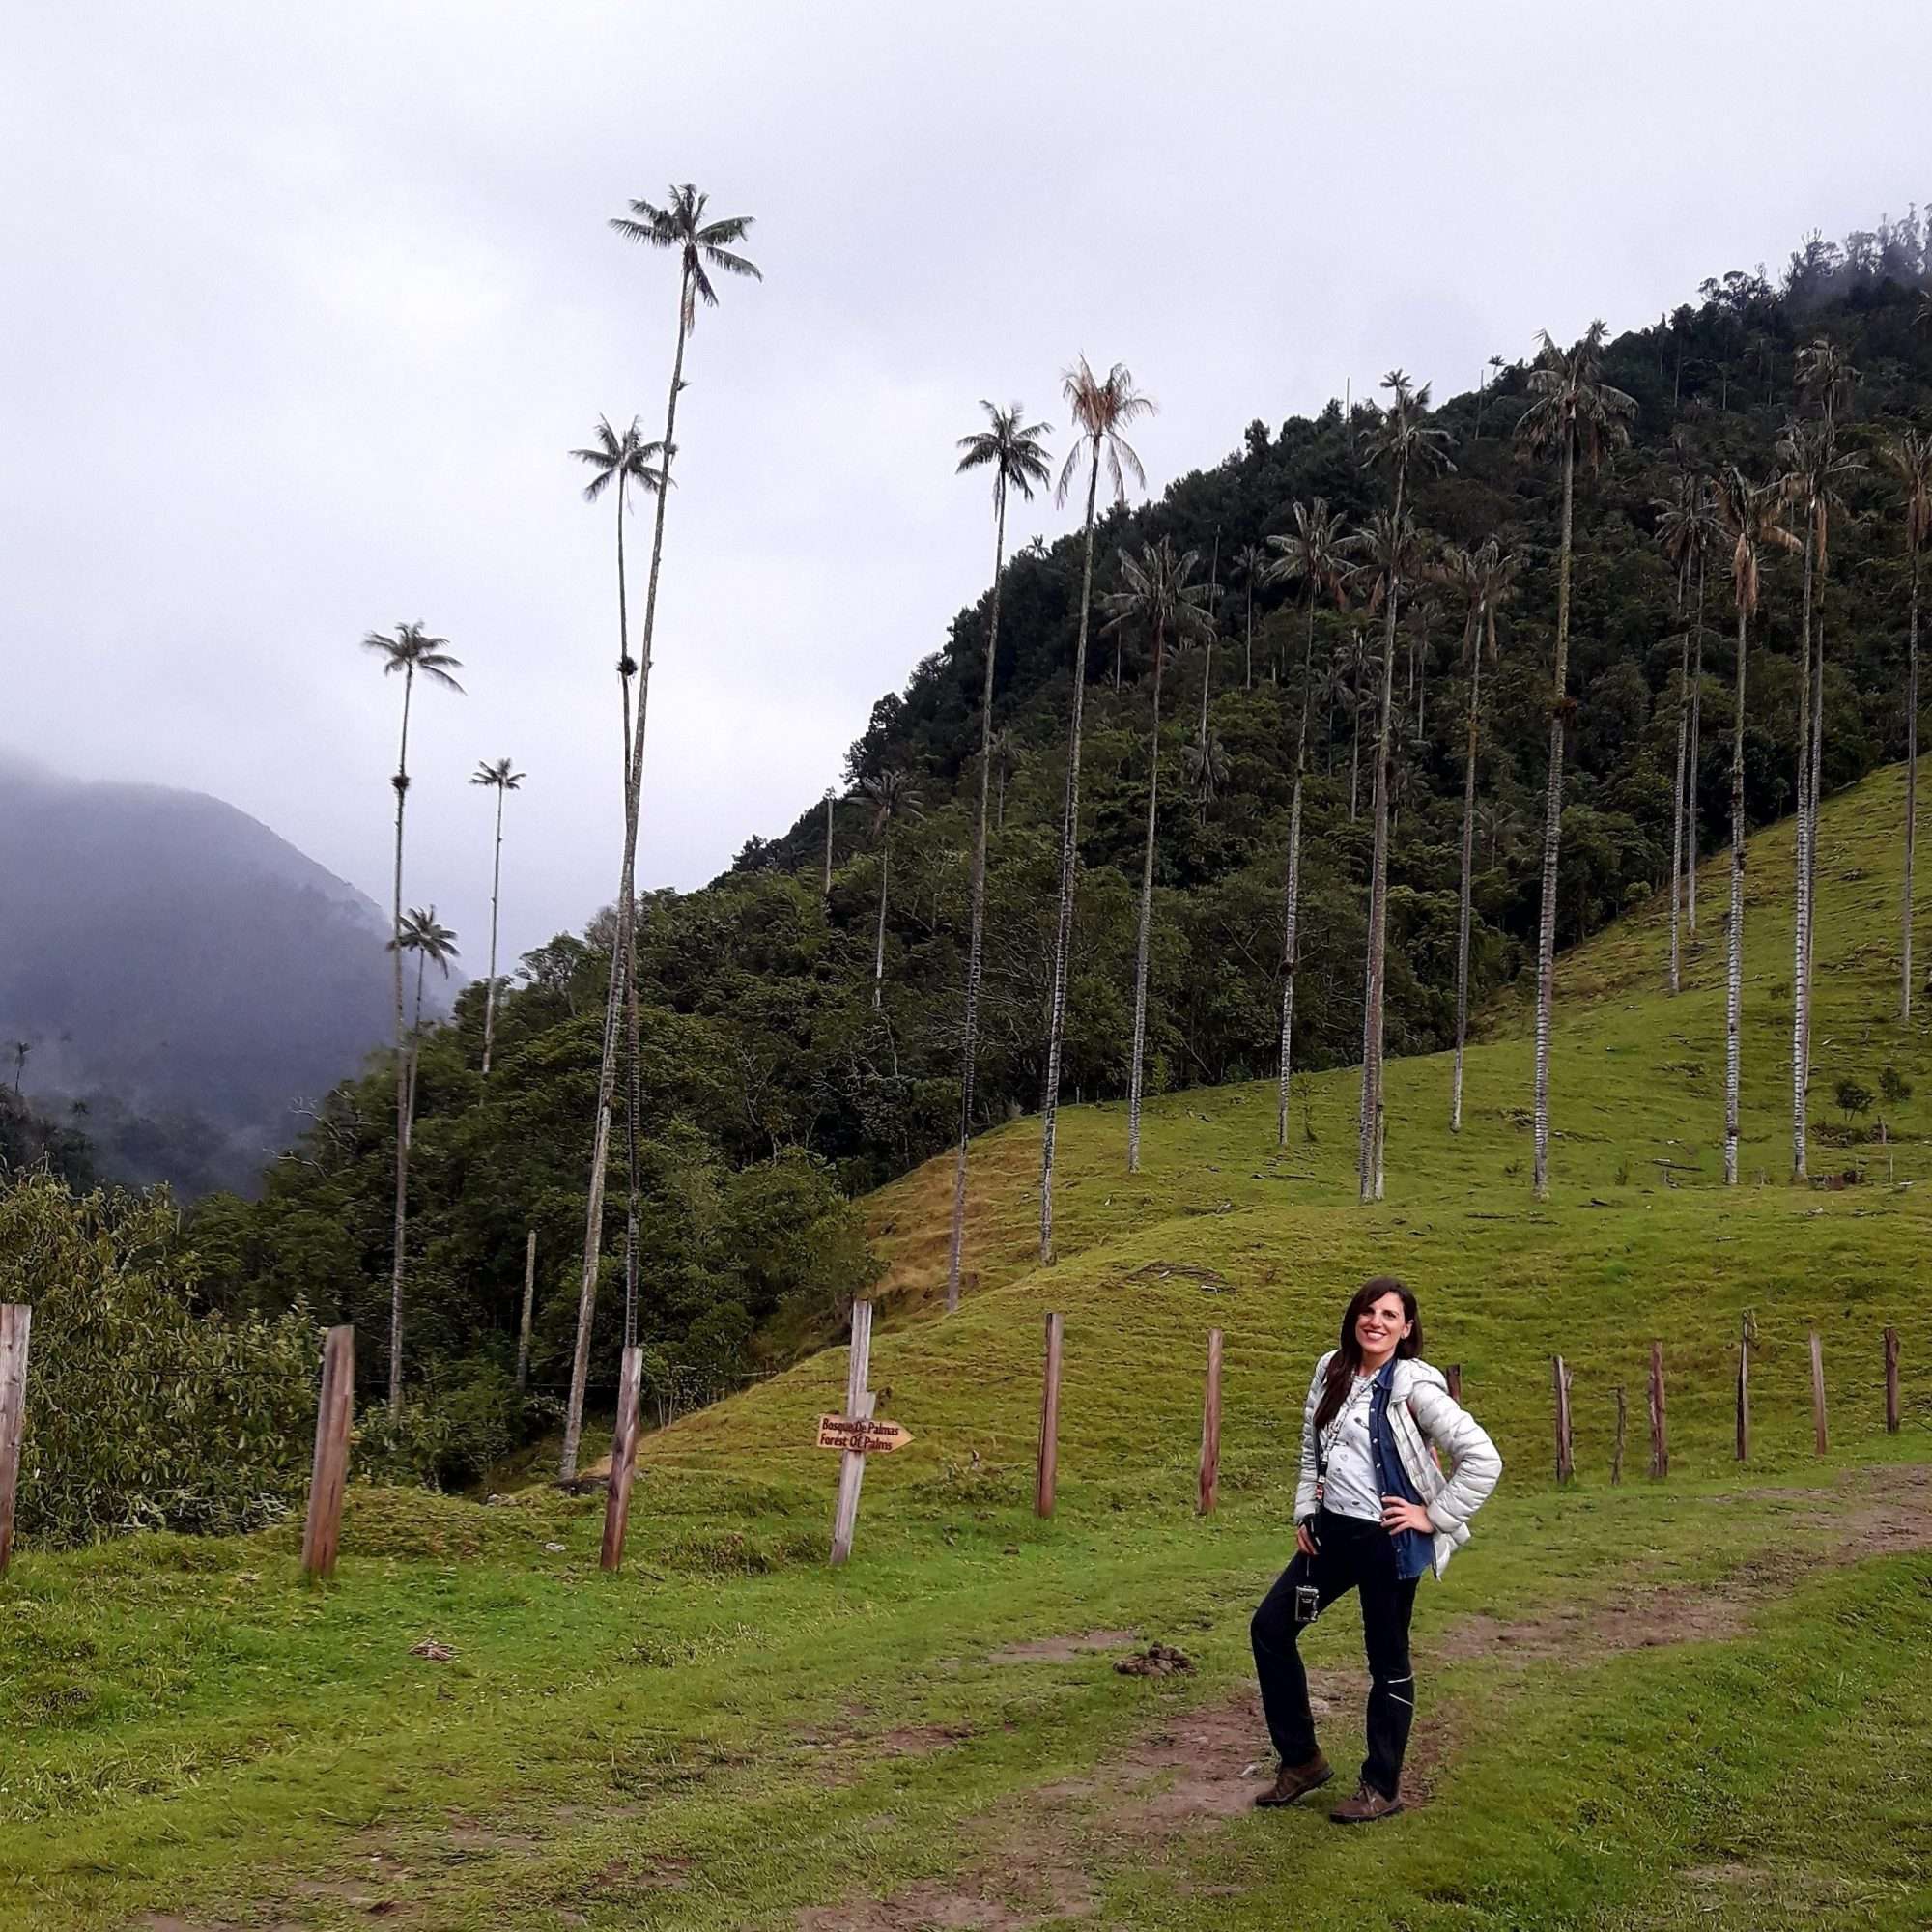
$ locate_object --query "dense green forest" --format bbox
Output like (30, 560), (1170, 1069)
(34, 214), (1932, 1464)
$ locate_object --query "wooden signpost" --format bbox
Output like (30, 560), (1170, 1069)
(817, 1415), (913, 1455)
(1445, 1363), (1463, 1404)
(1884, 1326), (1901, 1435)
(601, 1345), (644, 1573)
(1036, 1312), (1064, 1520)
(1198, 1329), (1223, 1517)
(300, 1324), (355, 1583)
(828, 1300), (878, 1567)
(0, 1305), (30, 1579)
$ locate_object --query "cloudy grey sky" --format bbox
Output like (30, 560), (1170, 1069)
(5, 2), (1922, 966)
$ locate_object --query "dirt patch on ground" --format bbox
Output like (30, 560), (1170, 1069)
(794, 1853), (1095, 1929)
(1440, 1463), (1932, 1666)
(988, 1629), (1137, 1663)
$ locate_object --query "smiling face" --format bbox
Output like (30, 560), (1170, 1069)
(1354, 1290), (1413, 1364)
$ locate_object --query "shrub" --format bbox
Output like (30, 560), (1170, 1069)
(1880, 1064), (1914, 1106)
(0, 1175), (317, 1547)
(353, 1358), (535, 1492)
(1834, 1077), (1875, 1124)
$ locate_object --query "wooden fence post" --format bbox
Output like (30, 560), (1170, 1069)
(300, 1324), (355, 1583)
(1198, 1329), (1223, 1517)
(1647, 1341), (1668, 1480)
(1611, 1385), (1627, 1485)
(830, 1300), (875, 1566)
(1446, 1363), (1463, 1404)
(1809, 1330), (1828, 1456)
(1551, 1354), (1574, 1484)
(1735, 1319), (1750, 1462)
(601, 1345), (643, 1572)
(516, 1231), (537, 1393)
(1884, 1326), (1900, 1435)
(1035, 1312), (1064, 1520)
(0, 1305), (31, 1578)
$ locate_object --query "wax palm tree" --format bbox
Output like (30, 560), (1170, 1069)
(1101, 539), (1213, 1172)
(1790, 344), (1861, 1058)
(859, 768), (923, 1010)
(10, 1041), (27, 1096)
(561, 185), (761, 1481)
(1885, 429), (1932, 1019)
(1712, 467), (1800, 1184)
(1181, 728), (1227, 802)
(1436, 538), (1520, 1132)
(572, 415), (667, 779)
(946, 402), (1051, 1311)
(1350, 373), (1451, 1206)
(1513, 323), (1635, 1199)
(1039, 358), (1154, 1261)
(1335, 630), (1375, 818)
(570, 414), (666, 1378)
(392, 906), (459, 1138)
(1265, 497), (1351, 1144)
(362, 623), (463, 1411)
(989, 726), (1020, 832)
(469, 759), (524, 1078)
(1473, 354), (1507, 440)
(1655, 456), (1721, 982)
(1776, 416), (1863, 1180)
(1231, 542), (1266, 689)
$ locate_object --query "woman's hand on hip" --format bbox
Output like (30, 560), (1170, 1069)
(1380, 1496), (1435, 1536)
(1294, 1520), (1319, 1558)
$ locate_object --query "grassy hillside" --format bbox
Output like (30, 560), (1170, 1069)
(3, 768), (1929, 1931)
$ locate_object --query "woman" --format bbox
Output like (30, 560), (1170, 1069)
(1250, 1276), (1501, 1822)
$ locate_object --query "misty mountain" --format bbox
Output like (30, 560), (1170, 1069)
(0, 754), (430, 1195)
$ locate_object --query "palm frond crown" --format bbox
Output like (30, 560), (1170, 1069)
(610, 184), (761, 328)
(361, 623), (465, 693)
(1513, 323), (1637, 471)
(956, 401), (1053, 506)
(1054, 357), (1155, 509)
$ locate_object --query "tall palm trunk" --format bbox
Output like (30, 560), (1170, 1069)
(1451, 604), (1485, 1131)
(611, 478), (643, 1361)
(1349, 690), (1361, 820)
(1039, 444), (1101, 1263)
(871, 834), (891, 1009)
(1668, 556), (1689, 996)
(561, 265), (692, 1482)
(1277, 598), (1316, 1147)
(1127, 614), (1168, 1174)
(1243, 581), (1255, 691)
(407, 951), (427, 1137)
(822, 793), (834, 895)
(481, 783), (506, 1076)
(387, 668), (414, 1414)
(946, 486), (1010, 1310)
(1724, 601), (1748, 1185)
(1530, 433), (1577, 1201)
(1358, 477), (1406, 1205)
(1804, 591), (1824, 1073)
(1688, 556), (1705, 933)
(1905, 544), (1922, 1021)
(1791, 505), (1817, 1180)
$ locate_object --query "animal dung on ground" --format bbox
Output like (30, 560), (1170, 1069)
(1116, 1643), (1195, 1678)
(409, 1637), (455, 1662)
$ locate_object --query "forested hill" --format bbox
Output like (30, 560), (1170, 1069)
(716, 224), (1929, 1136)
(191, 216), (1932, 1425)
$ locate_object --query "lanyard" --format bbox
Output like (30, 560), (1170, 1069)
(1314, 1374), (1375, 1498)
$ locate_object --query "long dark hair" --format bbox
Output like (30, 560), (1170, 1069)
(1313, 1277), (1423, 1431)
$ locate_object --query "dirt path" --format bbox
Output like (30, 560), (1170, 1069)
(792, 1464), (1932, 1930)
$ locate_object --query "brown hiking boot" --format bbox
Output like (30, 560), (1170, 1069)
(1329, 1780), (1404, 1823)
(1253, 1752), (1333, 1807)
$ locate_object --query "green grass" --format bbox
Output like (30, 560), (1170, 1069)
(4, 764), (1931, 1929)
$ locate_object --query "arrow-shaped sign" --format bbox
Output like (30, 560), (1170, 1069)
(817, 1414), (914, 1455)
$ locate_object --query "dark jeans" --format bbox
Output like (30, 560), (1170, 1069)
(1250, 1509), (1420, 1799)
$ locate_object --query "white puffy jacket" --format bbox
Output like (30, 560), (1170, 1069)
(1293, 1352), (1503, 1579)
